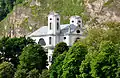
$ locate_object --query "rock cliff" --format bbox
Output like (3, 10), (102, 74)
(0, 0), (119, 37)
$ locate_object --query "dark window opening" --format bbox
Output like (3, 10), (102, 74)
(49, 37), (51, 44)
(76, 30), (80, 33)
(78, 20), (81, 23)
(50, 23), (51, 30)
(72, 20), (74, 23)
(64, 37), (66, 40)
(50, 18), (52, 20)
(57, 22), (59, 30)
(57, 18), (59, 21)
(49, 56), (52, 62)
(38, 38), (46, 46)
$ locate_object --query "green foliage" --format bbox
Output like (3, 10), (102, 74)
(104, 0), (113, 7)
(84, 22), (120, 48)
(79, 41), (119, 78)
(52, 42), (68, 62)
(0, 62), (15, 78)
(41, 69), (50, 78)
(79, 49), (98, 78)
(14, 69), (27, 78)
(26, 68), (41, 78)
(18, 44), (47, 72)
(0, 37), (35, 68)
(62, 42), (88, 78)
(50, 52), (67, 78)
(0, 0), (24, 21)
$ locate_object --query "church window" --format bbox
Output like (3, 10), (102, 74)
(76, 30), (80, 33)
(49, 56), (52, 62)
(57, 18), (59, 21)
(72, 20), (74, 23)
(49, 37), (52, 44)
(64, 37), (66, 40)
(50, 23), (52, 30)
(78, 20), (81, 23)
(38, 38), (46, 46)
(57, 22), (59, 30)
(50, 18), (52, 20)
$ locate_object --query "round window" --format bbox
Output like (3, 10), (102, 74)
(78, 20), (81, 23)
(76, 30), (80, 33)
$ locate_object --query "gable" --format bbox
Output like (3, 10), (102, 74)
(71, 26), (84, 34)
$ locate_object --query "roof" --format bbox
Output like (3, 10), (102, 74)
(48, 12), (60, 16)
(28, 24), (80, 37)
(60, 24), (77, 34)
(28, 26), (48, 37)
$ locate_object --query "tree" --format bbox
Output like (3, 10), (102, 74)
(41, 69), (50, 78)
(0, 0), (24, 21)
(61, 42), (88, 78)
(26, 68), (41, 78)
(14, 69), (27, 78)
(79, 41), (119, 78)
(16, 44), (47, 75)
(50, 52), (67, 78)
(52, 42), (68, 62)
(79, 47), (98, 78)
(0, 62), (15, 78)
(90, 41), (118, 78)
(0, 37), (35, 67)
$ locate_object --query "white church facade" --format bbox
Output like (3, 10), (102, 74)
(28, 12), (85, 67)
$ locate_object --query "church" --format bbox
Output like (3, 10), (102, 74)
(28, 12), (85, 67)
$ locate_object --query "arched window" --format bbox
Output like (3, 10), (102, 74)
(78, 20), (81, 23)
(57, 22), (59, 30)
(49, 55), (52, 62)
(49, 37), (52, 44)
(76, 30), (80, 33)
(50, 23), (51, 30)
(38, 38), (46, 46)
(57, 18), (59, 21)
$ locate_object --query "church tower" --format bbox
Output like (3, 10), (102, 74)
(48, 12), (60, 35)
(70, 16), (83, 28)
(47, 12), (61, 67)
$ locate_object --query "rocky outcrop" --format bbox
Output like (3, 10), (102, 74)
(85, 0), (120, 24)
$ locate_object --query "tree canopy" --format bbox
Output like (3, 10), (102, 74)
(0, 0), (24, 21)
(0, 62), (15, 78)
(15, 44), (47, 78)
(0, 37), (35, 67)
(52, 42), (68, 62)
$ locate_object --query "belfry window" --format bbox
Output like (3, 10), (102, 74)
(57, 22), (59, 30)
(49, 37), (52, 44)
(57, 18), (59, 21)
(50, 23), (52, 30)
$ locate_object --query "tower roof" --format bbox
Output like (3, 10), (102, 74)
(70, 16), (81, 19)
(48, 12), (60, 16)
